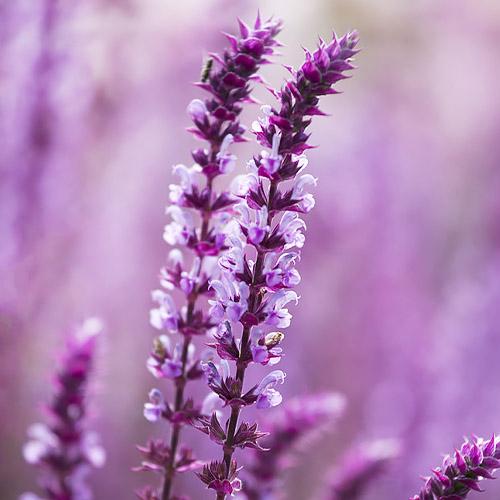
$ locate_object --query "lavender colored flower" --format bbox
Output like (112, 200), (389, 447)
(200, 29), (358, 499)
(242, 393), (346, 500)
(138, 13), (282, 500)
(22, 318), (105, 500)
(410, 435), (500, 500)
(327, 439), (400, 500)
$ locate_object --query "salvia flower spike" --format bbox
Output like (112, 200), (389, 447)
(201, 29), (359, 499)
(139, 13), (282, 500)
(22, 318), (105, 500)
(410, 435), (500, 500)
(328, 439), (400, 500)
(243, 393), (346, 500)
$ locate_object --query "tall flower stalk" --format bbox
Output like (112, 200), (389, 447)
(138, 14), (282, 500)
(195, 30), (359, 499)
(410, 435), (500, 500)
(22, 318), (105, 500)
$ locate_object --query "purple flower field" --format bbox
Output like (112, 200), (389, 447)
(2, 1), (500, 499)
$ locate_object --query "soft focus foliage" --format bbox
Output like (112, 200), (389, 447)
(3, 0), (500, 498)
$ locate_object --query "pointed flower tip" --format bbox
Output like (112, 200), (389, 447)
(254, 10), (261, 29)
(237, 17), (250, 38)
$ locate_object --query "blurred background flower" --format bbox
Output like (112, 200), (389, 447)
(2, 0), (500, 498)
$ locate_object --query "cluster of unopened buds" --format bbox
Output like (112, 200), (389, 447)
(411, 435), (500, 500)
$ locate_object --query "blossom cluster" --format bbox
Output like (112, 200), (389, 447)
(196, 30), (359, 499)
(410, 435), (500, 500)
(139, 13), (282, 500)
(22, 319), (105, 500)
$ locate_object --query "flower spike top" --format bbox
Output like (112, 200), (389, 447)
(410, 435), (500, 500)
(189, 13), (283, 162)
(254, 31), (359, 159)
(22, 318), (105, 500)
(140, 13), (282, 500)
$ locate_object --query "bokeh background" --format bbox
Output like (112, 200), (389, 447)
(2, 0), (500, 498)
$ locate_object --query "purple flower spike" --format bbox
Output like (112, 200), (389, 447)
(242, 392), (346, 499)
(198, 23), (357, 500)
(410, 435), (500, 500)
(136, 12), (357, 500)
(22, 319), (105, 500)
(328, 439), (400, 500)
(139, 13), (282, 500)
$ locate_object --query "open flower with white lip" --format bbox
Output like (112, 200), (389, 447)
(291, 172), (318, 213)
(144, 389), (167, 423)
(258, 131), (282, 178)
(231, 171), (259, 198)
(163, 206), (194, 246)
(264, 251), (301, 290)
(219, 232), (246, 274)
(179, 256), (201, 295)
(217, 134), (237, 174)
(236, 203), (269, 246)
(209, 274), (249, 322)
(255, 370), (286, 409)
(150, 290), (178, 332)
(169, 163), (201, 205)
(187, 98), (208, 122)
(263, 290), (299, 328)
(277, 211), (307, 249)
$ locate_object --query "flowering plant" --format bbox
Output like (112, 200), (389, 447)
(22, 319), (105, 500)
(138, 13), (283, 500)
(196, 27), (359, 500)
(138, 12), (359, 500)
